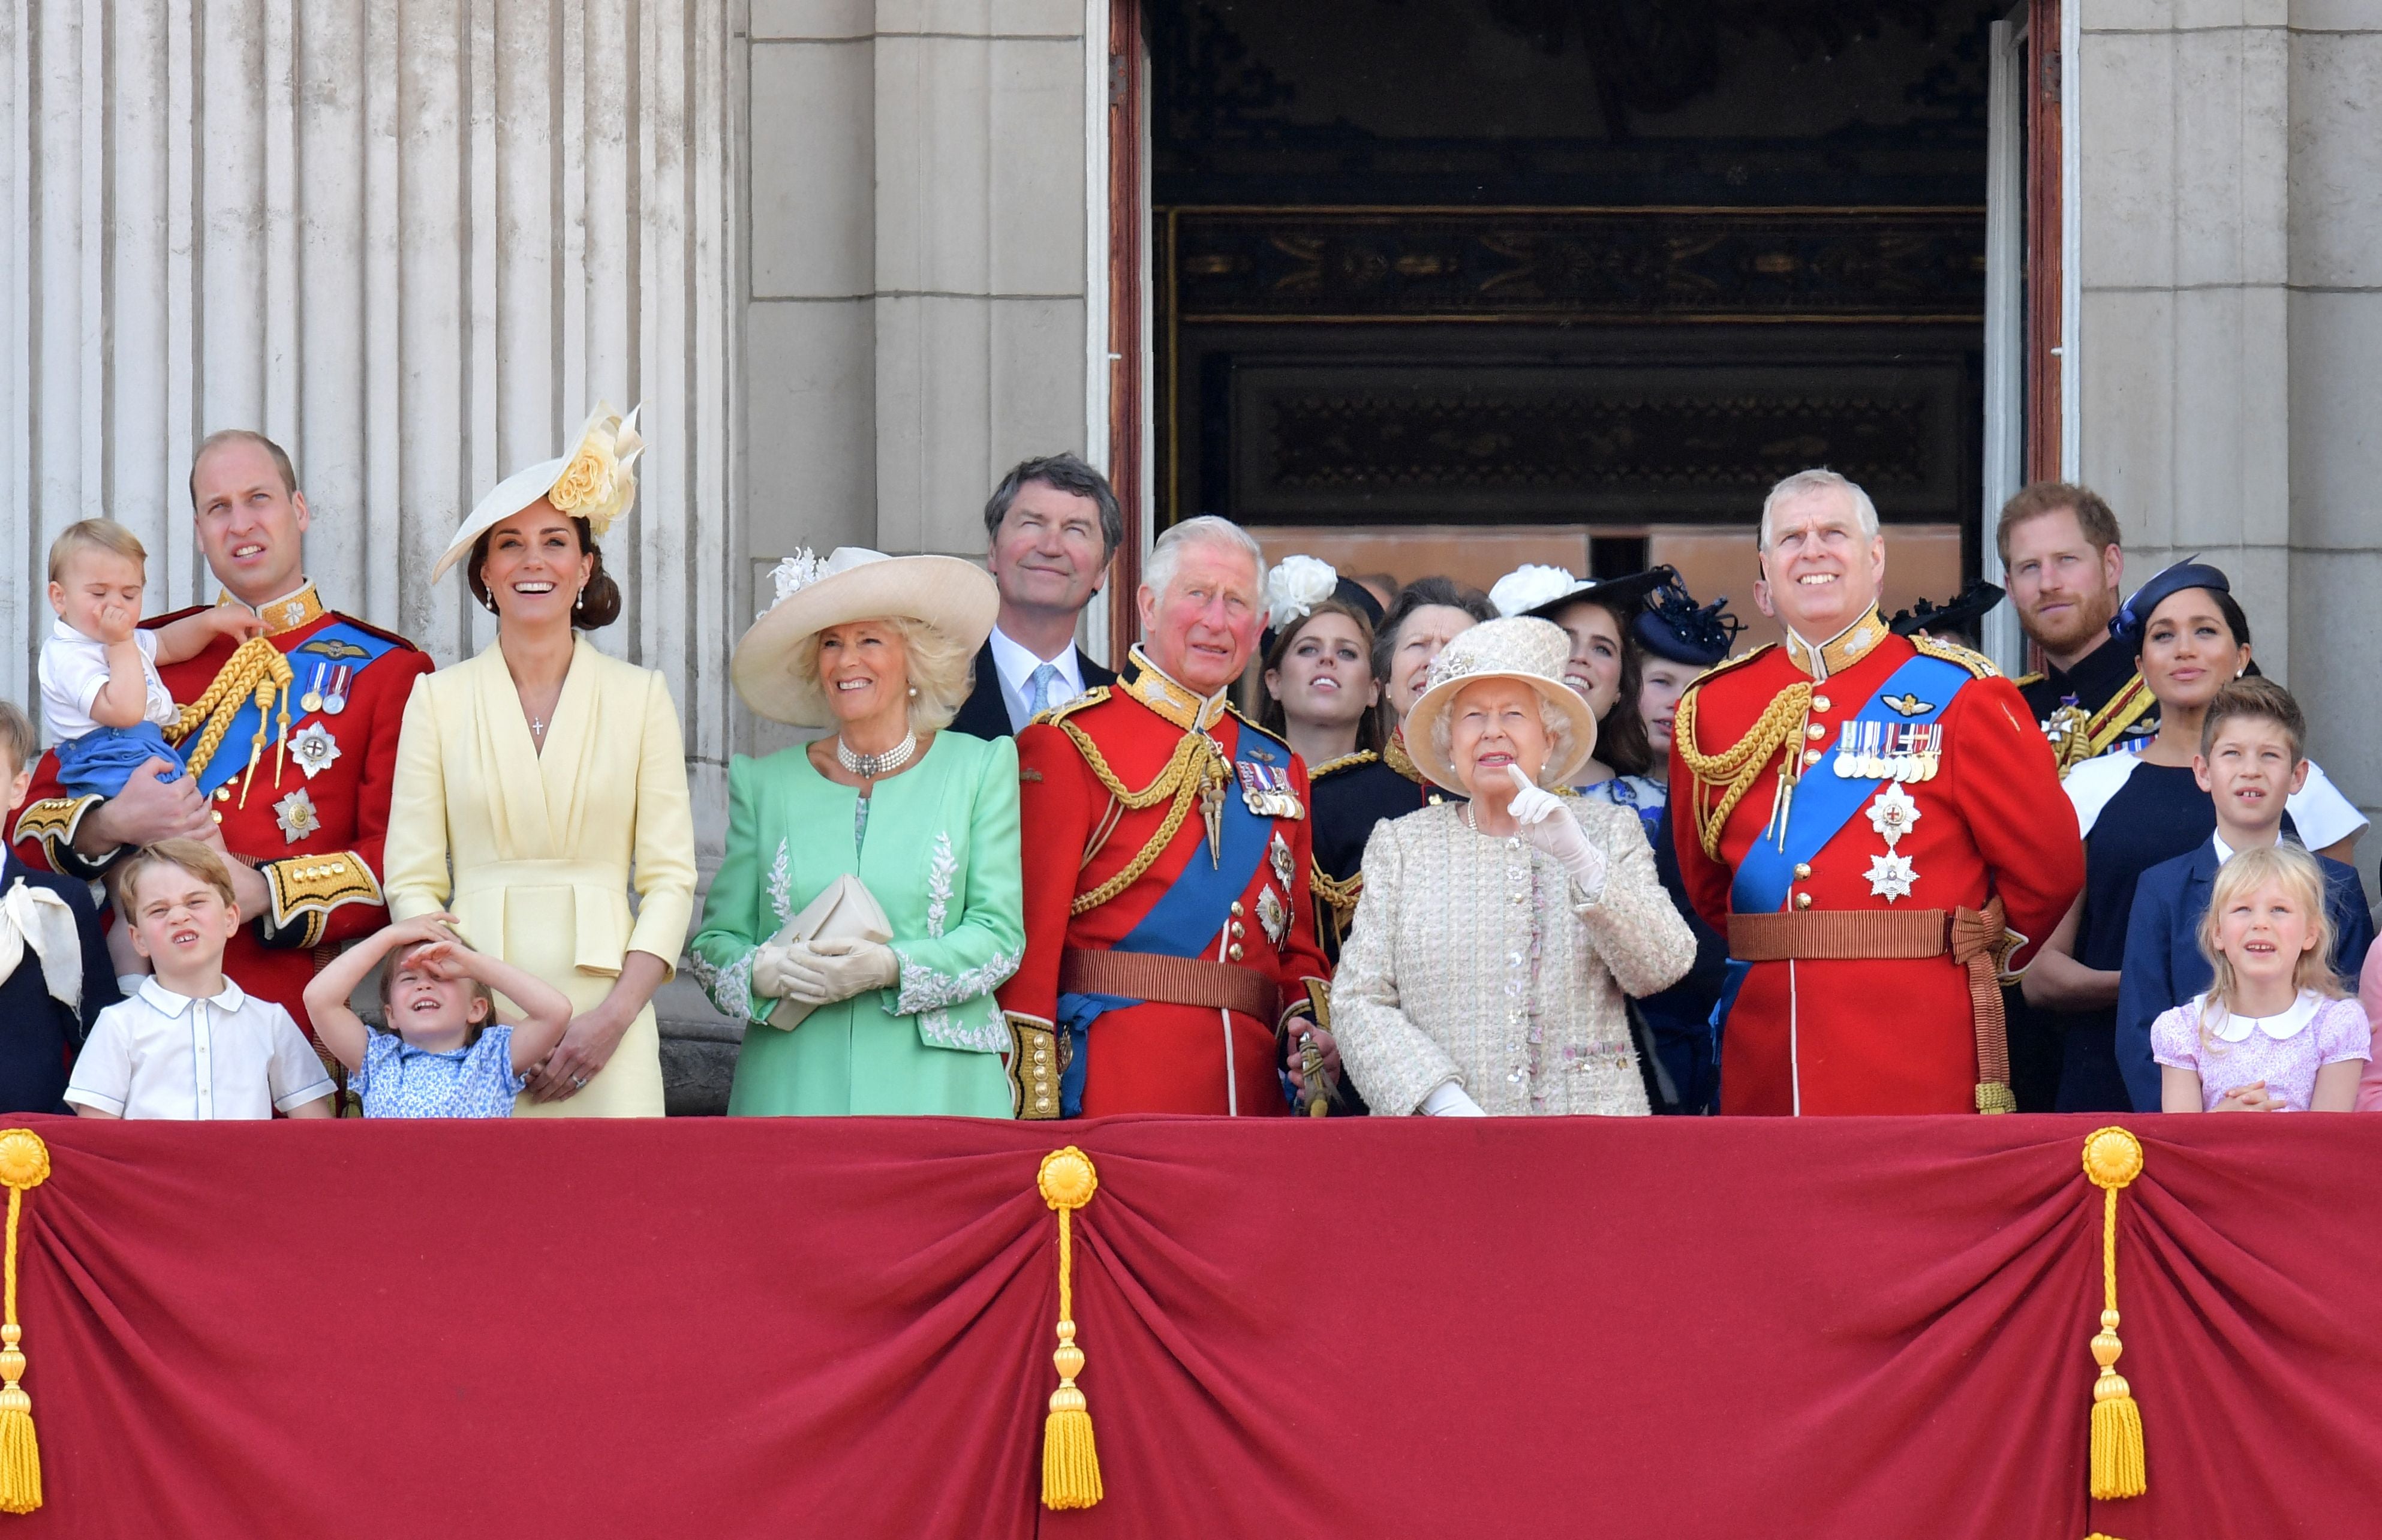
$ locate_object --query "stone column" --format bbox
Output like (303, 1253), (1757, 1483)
(2076, 1), (2382, 859)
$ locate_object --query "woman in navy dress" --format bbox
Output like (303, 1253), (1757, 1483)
(0, 705), (121, 1112)
(2020, 562), (2366, 1111)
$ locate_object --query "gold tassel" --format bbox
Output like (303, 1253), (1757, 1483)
(1037, 1147), (1103, 1510)
(0, 1129), (52, 1515)
(2082, 1127), (2146, 1502)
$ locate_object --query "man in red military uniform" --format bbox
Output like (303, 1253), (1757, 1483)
(1000, 516), (1332, 1118)
(1670, 469), (2081, 1115)
(13, 431), (432, 1096)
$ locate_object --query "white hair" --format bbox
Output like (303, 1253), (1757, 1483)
(1427, 681), (1578, 790)
(1758, 468), (1880, 552)
(1142, 515), (1266, 607)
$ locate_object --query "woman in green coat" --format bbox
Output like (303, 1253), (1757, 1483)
(692, 547), (1023, 1116)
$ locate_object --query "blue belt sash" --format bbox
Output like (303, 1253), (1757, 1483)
(185, 621), (400, 798)
(1057, 727), (1277, 1115)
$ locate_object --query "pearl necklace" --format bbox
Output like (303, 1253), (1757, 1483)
(837, 730), (918, 780)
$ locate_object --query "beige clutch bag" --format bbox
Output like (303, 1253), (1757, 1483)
(764, 873), (894, 1030)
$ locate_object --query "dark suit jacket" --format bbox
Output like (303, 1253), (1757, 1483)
(949, 639), (1117, 740)
(0, 852), (121, 1114)
(2115, 837), (2376, 1111)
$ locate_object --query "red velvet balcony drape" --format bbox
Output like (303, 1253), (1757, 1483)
(4, 1112), (2376, 1538)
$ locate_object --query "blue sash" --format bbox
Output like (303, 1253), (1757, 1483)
(1056, 726), (1281, 1115)
(187, 621), (401, 798)
(1708, 651), (1974, 1070)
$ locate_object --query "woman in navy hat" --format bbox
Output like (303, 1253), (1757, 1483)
(1631, 575), (1743, 1114)
(2020, 559), (2366, 1111)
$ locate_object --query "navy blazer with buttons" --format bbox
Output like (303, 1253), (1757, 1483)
(0, 850), (121, 1114)
(2115, 836), (2376, 1112)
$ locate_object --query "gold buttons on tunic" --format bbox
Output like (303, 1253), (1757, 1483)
(1229, 921), (1245, 939)
(1806, 723), (1827, 741)
(1812, 695), (1831, 712)
(1228, 943), (1244, 961)
(1802, 749), (1822, 766)
(1794, 862), (1812, 879)
(1230, 901), (1245, 918)
(1795, 892), (1812, 909)
(216, 787), (232, 802)
(210, 811), (224, 825)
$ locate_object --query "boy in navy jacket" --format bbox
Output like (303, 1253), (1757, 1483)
(2116, 678), (2374, 1110)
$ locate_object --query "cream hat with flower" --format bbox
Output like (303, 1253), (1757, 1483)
(731, 546), (998, 726)
(431, 401), (645, 583)
(1402, 616), (1599, 795)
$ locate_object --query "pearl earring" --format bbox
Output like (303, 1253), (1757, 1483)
(909, 686), (919, 697)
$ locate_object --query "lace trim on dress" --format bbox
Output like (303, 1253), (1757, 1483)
(687, 946), (759, 1023)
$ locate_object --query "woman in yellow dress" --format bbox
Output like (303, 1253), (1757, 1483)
(382, 405), (696, 1117)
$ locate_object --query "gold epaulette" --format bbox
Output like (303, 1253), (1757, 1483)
(263, 851), (384, 949)
(2014, 671), (2046, 688)
(1685, 642), (1777, 693)
(1308, 750), (1378, 781)
(1028, 685), (1111, 730)
(1911, 634), (2001, 679)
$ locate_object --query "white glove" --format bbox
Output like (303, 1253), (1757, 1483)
(777, 937), (901, 1006)
(1419, 1081), (1487, 1117)
(1505, 763), (1607, 891)
(751, 943), (798, 1000)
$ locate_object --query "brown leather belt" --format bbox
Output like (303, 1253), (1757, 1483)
(1727, 898), (2014, 1114)
(1060, 948), (1281, 1024)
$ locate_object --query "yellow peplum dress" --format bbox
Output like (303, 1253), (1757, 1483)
(382, 637), (696, 1117)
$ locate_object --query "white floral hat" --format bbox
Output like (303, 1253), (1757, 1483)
(1403, 616), (1599, 795)
(432, 402), (645, 583)
(730, 546), (998, 726)
(1264, 554), (1340, 630)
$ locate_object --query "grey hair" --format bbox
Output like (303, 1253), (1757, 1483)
(1142, 516), (1266, 607)
(1758, 468), (1880, 552)
(1427, 680), (1578, 790)
(789, 614), (978, 732)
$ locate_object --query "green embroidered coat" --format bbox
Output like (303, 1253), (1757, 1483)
(690, 733), (1023, 1116)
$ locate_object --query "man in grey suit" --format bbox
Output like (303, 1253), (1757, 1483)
(950, 454), (1121, 738)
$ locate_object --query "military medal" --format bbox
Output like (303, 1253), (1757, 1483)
(322, 664), (353, 715)
(1269, 832), (1294, 891)
(1863, 782), (1921, 901)
(1237, 760), (1304, 820)
(1256, 883), (1289, 947)
(289, 720), (342, 780)
(272, 786), (321, 845)
(300, 661), (328, 715)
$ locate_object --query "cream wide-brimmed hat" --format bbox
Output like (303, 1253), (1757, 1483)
(1403, 616), (1599, 795)
(431, 402), (646, 583)
(730, 546), (998, 726)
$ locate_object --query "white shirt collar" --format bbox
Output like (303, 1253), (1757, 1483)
(50, 616), (100, 646)
(987, 624), (1083, 699)
(137, 975), (249, 1016)
(2210, 829), (2285, 866)
(2207, 991), (2321, 1043)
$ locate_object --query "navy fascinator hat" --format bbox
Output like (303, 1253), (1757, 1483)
(1632, 573), (1744, 667)
(2110, 557), (2231, 654)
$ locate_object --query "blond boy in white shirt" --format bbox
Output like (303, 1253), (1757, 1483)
(66, 839), (333, 1120)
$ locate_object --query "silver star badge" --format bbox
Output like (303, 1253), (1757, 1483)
(1865, 783), (1921, 847)
(273, 787), (321, 845)
(1866, 850), (1917, 903)
(288, 720), (342, 780)
(1270, 832), (1295, 891)
(1256, 883), (1289, 946)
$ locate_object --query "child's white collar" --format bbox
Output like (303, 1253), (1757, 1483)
(2207, 991), (2320, 1043)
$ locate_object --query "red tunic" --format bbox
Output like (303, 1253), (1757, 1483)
(13, 585), (434, 1052)
(1669, 616), (2080, 1115)
(999, 653), (1330, 1118)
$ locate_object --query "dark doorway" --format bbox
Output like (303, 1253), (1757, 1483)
(1141, 0), (2008, 612)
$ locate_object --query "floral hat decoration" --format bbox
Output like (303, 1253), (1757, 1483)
(432, 401), (646, 583)
(730, 546), (998, 726)
(1402, 616), (1599, 795)
(1260, 554), (1385, 656)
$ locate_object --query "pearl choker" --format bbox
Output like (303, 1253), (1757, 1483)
(837, 731), (918, 780)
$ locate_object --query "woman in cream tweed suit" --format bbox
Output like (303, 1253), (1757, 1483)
(1330, 617), (1694, 1117)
